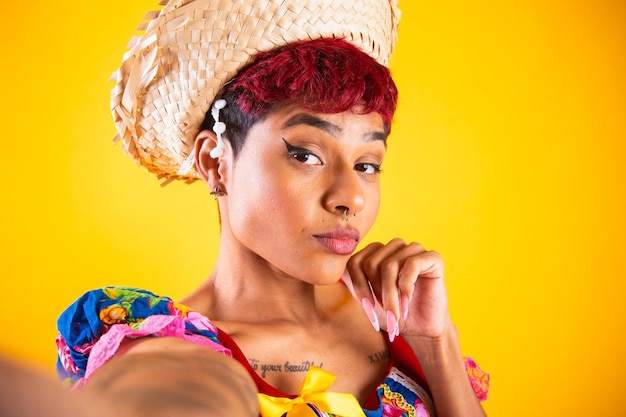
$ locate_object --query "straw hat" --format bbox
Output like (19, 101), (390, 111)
(110, 0), (401, 184)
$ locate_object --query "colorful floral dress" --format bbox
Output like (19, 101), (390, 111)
(56, 287), (489, 417)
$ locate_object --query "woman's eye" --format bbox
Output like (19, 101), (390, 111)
(282, 138), (322, 165)
(355, 163), (382, 175)
(291, 151), (322, 165)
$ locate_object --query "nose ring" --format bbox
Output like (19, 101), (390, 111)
(343, 208), (358, 222)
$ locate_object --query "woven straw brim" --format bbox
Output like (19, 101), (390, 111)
(110, 0), (400, 184)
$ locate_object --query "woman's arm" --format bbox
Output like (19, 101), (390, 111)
(0, 354), (95, 417)
(2, 339), (258, 417)
(348, 239), (487, 417)
(404, 321), (486, 417)
(82, 337), (259, 417)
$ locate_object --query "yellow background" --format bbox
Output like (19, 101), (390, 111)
(1, 1), (624, 415)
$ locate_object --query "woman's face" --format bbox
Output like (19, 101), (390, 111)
(221, 104), (387, 284)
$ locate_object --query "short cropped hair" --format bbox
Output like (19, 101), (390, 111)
(201, 38), (398, 157)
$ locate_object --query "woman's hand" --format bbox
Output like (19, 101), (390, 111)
(346, 239), (488, 417)
(345, 238), (451, 342)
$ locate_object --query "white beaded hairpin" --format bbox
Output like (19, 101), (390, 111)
(177, 99), (227, 176)
(209, 99), (227, 158)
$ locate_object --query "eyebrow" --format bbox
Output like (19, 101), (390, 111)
(281, 113), (386, 143)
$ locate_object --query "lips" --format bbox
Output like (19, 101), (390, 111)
(313, 228), (360, 256)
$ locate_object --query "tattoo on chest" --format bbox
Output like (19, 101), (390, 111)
(248, 359), (324, 378)
(368, 349), (390, 364)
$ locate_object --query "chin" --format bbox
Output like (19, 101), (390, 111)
(279, 252), (348, 285)
(302, 264), (346, 286)
(311, 277), (343, 286)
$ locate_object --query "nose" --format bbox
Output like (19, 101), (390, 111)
(322, 164), (366, 218)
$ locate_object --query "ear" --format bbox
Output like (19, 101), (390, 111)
(194, 129), (234, 191)
(194, 129), (220, 184)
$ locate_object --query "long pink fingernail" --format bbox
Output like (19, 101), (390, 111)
(386, 310), (398, 343)
(361, 298), (380, 331)
(401, 294), (409, 320)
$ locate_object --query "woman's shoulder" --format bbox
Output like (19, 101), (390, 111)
(56, 286), (230, 387)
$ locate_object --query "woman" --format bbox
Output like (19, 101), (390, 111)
(56, 1), (489, 416)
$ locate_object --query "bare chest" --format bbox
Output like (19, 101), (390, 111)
(223, 324), (390, 401)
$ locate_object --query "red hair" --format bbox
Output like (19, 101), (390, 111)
(203, 38), (398, 155)
(231, 38), (397, 127)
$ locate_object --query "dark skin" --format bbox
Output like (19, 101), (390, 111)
(0, 343), (258, 417)
(0, 354), (101, 417)
(182, 275), (389, 403)
(88, 338), (259, 417)
(185, 104), (485, 416)
(183, 105), (389, 402)
(6, 105), (484, 417)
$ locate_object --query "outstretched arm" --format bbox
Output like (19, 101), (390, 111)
(82, 337), (259, 417)
(0, 354), (95, 417)
(1, 337), (258, 417)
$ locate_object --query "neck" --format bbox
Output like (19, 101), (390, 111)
(184, 226), (343, 326)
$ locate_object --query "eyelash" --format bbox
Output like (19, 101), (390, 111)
(282, 138), (382, 175)
(355, 163), (382, 175)
(282, 138), (321, 165)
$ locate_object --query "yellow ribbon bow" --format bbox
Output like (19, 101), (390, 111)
(258, 366), (366, 417)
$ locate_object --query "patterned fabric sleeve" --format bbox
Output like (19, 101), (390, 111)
(56, 286), (230, 388)
(464, 357), (490, 401)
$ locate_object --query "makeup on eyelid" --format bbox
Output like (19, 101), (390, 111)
(282, 137), (383, 173)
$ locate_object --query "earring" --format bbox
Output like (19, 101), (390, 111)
(209, 185), (226, 200)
